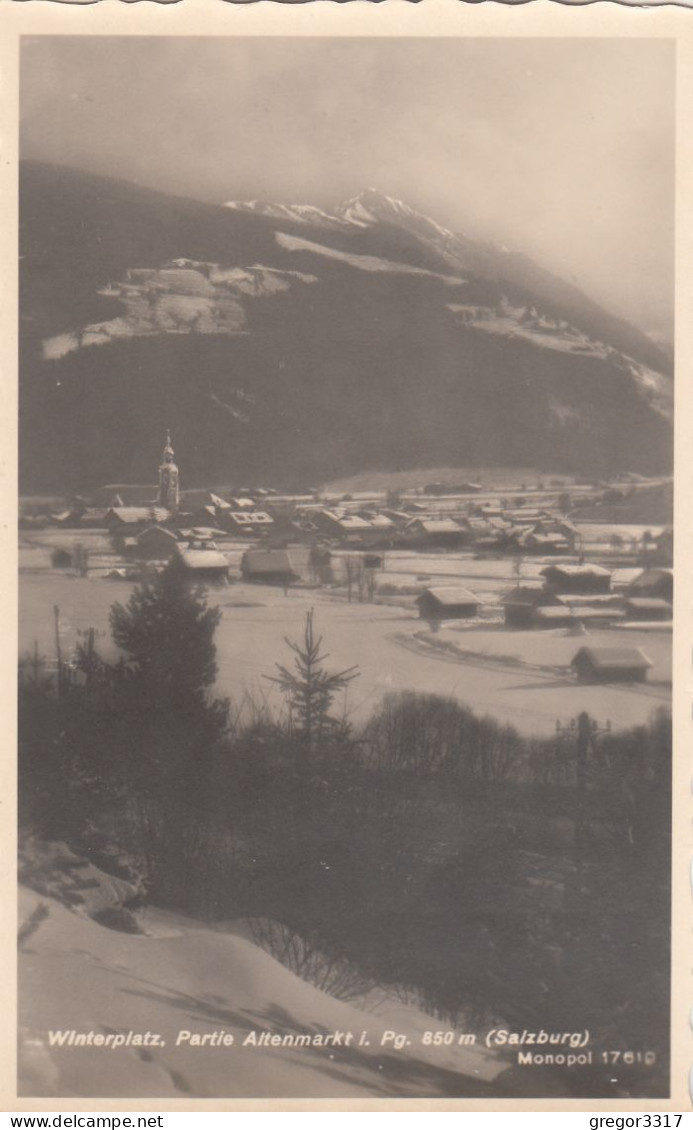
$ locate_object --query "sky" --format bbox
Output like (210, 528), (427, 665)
(20, 36), (674, 339)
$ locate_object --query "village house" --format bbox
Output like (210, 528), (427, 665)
(626, 567), (673, 603)
(355, 511), (396, 532)
(176, 490), (231, 525)
(241, 548), (300, 586)
(91, 484), (158, 509)
(471, 504), (504, 520)
(223, 510), (275, 537)
(105, 506), (170, 531)
(185, 490), (230, 510)
(500, 508), (551, 527)
(535, 518), (580, 553)
(74, 508), (110, 528)
(610, 566), (647, 591)
(518, 529), (571, 555)
(313, 510), (374, 541)
(501, 584), (563, 628)
(228, 496), (257, 511)
(530, 606), (576, 629)
(570, 646), (653, 684)
(541, 563), (612, 595)
(134, 525), (181, 561)
(416, 586), (482, 621)
(171, 546), (230, 584)
(178, 527), (219, 545)
(182, 505), (222, 529)
(380, 509), (412, 527)
(404, 517), (470, 548)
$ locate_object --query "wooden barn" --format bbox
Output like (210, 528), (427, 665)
(241, 549), (300, 585)
(624, 597), (672, 622)
(570, 646), (653, 684)
(531, 606), (576, 629)
(416, 586), (481, 621)
(502, 584), (560, 628)
(135, 526), (180, 561)
(626, 568), (673, 603)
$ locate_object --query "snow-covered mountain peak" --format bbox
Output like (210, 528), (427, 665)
(223, 199), (349, 230)
(334, 188), (428, 228)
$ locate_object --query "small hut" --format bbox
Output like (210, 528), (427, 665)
(51, 547), (73, 569)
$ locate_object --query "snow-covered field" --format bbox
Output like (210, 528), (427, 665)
(19, 566), (671, 736)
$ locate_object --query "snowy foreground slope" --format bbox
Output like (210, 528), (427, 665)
(19, 887), (522, 1100)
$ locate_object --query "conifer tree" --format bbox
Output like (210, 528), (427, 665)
(108, 563), (228, 798)
(110, 563), (221, 715)
(267, 609), (358, 755)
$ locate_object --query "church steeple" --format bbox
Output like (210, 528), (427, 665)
(157, 429), (179, 511)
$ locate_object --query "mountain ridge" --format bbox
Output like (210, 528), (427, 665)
(19, 161), (673, 492)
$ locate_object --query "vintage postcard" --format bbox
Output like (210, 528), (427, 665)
(2, 0), (690, 1112)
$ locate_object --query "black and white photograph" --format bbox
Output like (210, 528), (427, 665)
(14, 24), (678, 1104)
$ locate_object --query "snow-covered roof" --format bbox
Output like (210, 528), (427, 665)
(625, 597), (672, 610)
(541, 564), (611, 578)
(242, 549), (297, 574)
(571, 647), (653, 670)
(106, 507), (169, 524)
(409, 518), (462, 534)
(176, 549), (229, 570)
(417, 586), (481, 606)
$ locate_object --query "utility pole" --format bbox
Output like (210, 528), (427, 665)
(84, 626), (96, 688)
(53, 604), (64, 699)
(556, 711), (611, 866)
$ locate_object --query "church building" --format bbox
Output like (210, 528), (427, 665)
(92, 430), (180, 517)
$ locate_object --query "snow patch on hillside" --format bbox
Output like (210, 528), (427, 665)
(211, 265), (318, 296)
(275, 231), (467, 286)
(42, 263), (317, 360)
(446, 301), (672, 418)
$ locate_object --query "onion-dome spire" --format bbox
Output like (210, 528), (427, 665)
(162, 429), (175, 462)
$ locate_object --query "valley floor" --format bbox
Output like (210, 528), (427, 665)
(19, 565), (671, 736)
